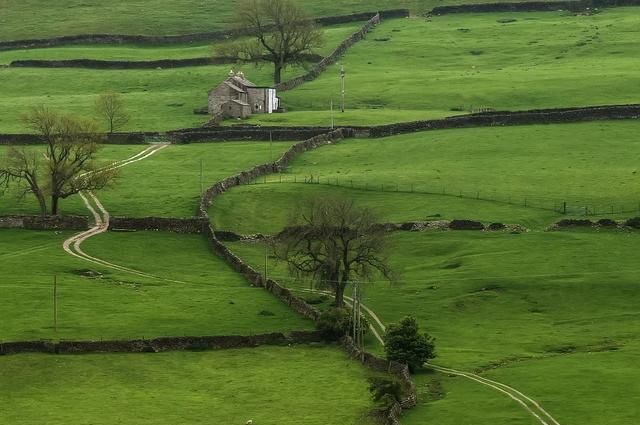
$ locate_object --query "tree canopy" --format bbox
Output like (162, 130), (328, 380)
(220, 0), (324, 84)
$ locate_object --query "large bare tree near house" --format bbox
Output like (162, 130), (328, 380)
(220, 0), (324, 84)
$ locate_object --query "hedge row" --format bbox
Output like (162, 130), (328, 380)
(0, 10), (410, 52)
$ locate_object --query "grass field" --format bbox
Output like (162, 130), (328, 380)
(212, 120), (640, 233)
(0, 141), (295, 217)
(0, 0), (566, 41)
(243, 8), (640, 125)
(0, 21), (366, 133)
(0, 229), (311, 342)
(0, 22), (366, 64)
(0, 346), (376, 425)
(228, 229), (640, 424)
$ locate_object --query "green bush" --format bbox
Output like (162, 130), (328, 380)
(368, 377), (403, 405)
(384, 316), (436, 372)
(316, 307), (369, 340)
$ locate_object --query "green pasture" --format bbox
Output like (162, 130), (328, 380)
(0, 62), (313, 132)
(0, 229), (311, 342)
(0, 141), (295, 217)
(0, 22), (366, 63)
(212, 120), (640, 233)
(0, 0), (423, 41)
(228, 229), (640, 425)
(0, 346), (376, 425)
(244, 8), (640, 125)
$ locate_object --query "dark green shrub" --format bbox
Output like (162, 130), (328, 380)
(316, 307), (369, 340)
(384, 316), (436, 372)
(368, 377), (402, 405)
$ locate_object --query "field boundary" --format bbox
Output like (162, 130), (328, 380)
(0, 214), (88, 230)
(430, 0), (640, 15)
(8, 53), (324, 70)
(0, 10), (409, 51)
(197, 127), (418, 424)
(274, 13), (382, 92)
(0, 331), (323, 355)
(369, 104), (640, 137)
(2, 104), (638, 143)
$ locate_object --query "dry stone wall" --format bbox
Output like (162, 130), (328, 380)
(0, 10), (409, 52)
(342, 336), (417, 425)
(108, 216), (208, 233)
(369, 104), (640, 138)
(431, 0), (640, 14)
(0, 331), (324, 355)
(9, 53), (324, 70)
(274, 13), (383, 92)
(0, 215), (88, 230)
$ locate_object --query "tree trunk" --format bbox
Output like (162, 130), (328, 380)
(51, 195), (60, 216)
(36, 192), (48, 216)
(334, 283), (345, 307)
(274, 63), (283, 84)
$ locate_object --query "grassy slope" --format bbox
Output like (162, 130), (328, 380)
(244, 8), (640, 126)
(212, 120), (640, 234)
(0, 22), (366, 63)
(229, 229), (640, 425)
(0, 229), (311, 341)
(0, 0), (559, 41)
(0, 346), (376, 425)
(0, 141), (295, 217)
(0, 22), (362, 132)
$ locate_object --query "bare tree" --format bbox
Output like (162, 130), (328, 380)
(95, 92), (129, 133)
(0, 106), (118, 215)
(220, 0), (324, 84)
(273, 198), (393, 307)
(0, 147), (47, 215)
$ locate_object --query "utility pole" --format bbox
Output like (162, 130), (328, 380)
(264, 243), (268, 283)
(330, 98), (335, 129)
(340, 65), (346, 113)
(351, 281), (363, 349)
(53, 275), (58, 335)
(199, 158), (204, 195)
(269, 131), (273, 163)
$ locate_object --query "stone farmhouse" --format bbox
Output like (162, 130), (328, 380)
(208, 71), (279, 119)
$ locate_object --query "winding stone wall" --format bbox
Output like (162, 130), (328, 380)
(342, 336), (417, 425)
(274, 13), (383, 92)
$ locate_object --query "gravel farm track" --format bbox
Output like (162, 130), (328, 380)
(61, 143), (181, 282)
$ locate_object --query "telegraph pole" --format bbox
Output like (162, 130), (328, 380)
(340, 65), (346, 113)
(53, 275), (58, 335)
(199, 158), (204, 195)
(330, 99), (335, 129)
(269, 131), (273, 163)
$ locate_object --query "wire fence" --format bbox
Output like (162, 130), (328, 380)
(242, 174), (640, 217)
